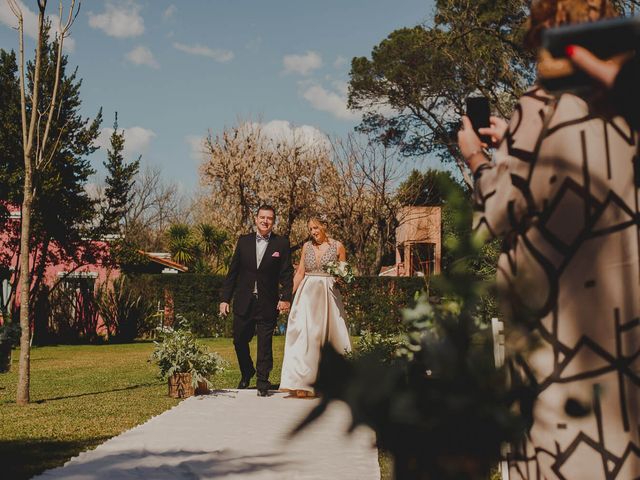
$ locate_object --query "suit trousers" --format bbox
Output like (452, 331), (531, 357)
(233, 294), (276, 390)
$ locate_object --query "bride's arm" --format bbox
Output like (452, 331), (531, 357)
(292, 243), (307, 294)
(337, 241), (346, 262)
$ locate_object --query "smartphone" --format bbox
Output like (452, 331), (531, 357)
(466, 96), (491, 144)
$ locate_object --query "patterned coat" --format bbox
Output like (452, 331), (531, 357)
(473, 87), (640, 479)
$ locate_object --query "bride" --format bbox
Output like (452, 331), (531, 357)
(279, 216), (352, 397)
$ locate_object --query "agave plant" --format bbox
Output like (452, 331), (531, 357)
(95, 276), (156, 342)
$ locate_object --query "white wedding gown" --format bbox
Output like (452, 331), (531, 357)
(279, 240), (352, 394)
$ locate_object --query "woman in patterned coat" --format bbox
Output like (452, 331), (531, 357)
(457, 1), (639, 478)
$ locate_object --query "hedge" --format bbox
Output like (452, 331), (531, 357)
(127, 274), (425, 338)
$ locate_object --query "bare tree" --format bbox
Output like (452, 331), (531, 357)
(262, 133), (331, 243)
(324, 135), (402, 275)
(199, 121), (403, 273)
(124, 166), (190, 250)
(200, 123), (272, 235)
(200, 121), (331, 248)
(8, 0), (80, 405)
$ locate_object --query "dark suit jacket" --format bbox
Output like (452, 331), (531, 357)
(220, 232), (293, 319)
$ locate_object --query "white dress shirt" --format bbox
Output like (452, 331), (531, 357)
(254, 232), (271, 293)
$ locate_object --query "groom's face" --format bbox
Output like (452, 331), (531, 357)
(255, 209), (275, 236)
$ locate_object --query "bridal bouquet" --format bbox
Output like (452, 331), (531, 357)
(323, 261), (355, 284)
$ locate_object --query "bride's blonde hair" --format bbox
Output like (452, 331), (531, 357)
(307, 216), (329, 240)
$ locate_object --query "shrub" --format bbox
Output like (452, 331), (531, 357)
(127, 274), (228, 337)
(349, 329), (403, 364)
(341, 276), (424, 335)
(0, 320), (21, 346)
(127, 274), (425, 337)
(150, 323), (226, 388)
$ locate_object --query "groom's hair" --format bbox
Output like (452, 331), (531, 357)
(256, 204), (276, 219)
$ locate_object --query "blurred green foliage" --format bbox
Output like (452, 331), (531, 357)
(297, 173), (533, 480)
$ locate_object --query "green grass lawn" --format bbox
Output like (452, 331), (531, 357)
(0, 337), (285, 480)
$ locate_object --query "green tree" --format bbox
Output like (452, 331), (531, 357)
(0, 50), (22, 225)
(100, 113), (140, 236)
(396, 169), (452, 207)
(349, 0), (639, 188)
(349, 0), (532, 187)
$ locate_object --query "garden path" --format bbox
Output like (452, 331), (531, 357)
(35, 389), (380, 479)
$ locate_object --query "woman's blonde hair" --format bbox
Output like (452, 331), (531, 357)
(307, 216), (329, 237)
(525, 0), (618, 49)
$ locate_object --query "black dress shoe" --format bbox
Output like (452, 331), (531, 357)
(237, 369), (255, 389)
(237, 377), (251, 389)
(257, 388), (269, 397)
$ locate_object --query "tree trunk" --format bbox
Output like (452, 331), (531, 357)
(16, 173), (33, 405)
(30, 237), (49, 344)
(14, 1), (44, 406)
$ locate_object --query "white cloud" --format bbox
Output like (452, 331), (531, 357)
(283, 51), (323, 76)
(173, 42), (234, 62)
(247, 120), (330, 150)
(125, 46), (159, 69)
(334, 55), (348, 69)
(96, 126), (156, 159)
(163, 4), (177, 20)
(186, 135), (206, 161)
(331, 80), (349, 97)
(0, 1), (76, 51)
(88, 1), (144, 38)
(301, 83), (359, 121)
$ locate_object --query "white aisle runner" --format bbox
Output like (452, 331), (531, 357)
(35, 389), (380, 480)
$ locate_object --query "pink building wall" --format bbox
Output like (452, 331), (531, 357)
(0, 204), (117, 328)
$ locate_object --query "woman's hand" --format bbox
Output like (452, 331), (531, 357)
(565, 44), (628, 89)
(457, 116), (490, 174)
(457, 116), (483, 158)
(478, 116), (508, 148)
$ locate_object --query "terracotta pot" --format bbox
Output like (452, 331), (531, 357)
(195, 380), (210, 395)
(167, 374), (210, 398)
(168, 373), (195, 398)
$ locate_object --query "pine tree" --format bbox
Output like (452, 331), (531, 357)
(101, 113), (140, 236)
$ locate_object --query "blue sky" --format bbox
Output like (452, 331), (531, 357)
(0, 0), (434, 193)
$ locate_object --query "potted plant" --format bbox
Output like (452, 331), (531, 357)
(0, 321), (20, 373)
(151, 324), (225, 398)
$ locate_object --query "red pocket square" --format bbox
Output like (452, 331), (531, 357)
(271, 251), (280, 257)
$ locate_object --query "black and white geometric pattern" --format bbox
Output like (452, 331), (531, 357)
(474, 87), (640, 479)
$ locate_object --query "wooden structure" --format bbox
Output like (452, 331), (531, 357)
(392, 206), (442, 277)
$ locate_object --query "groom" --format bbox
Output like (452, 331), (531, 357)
(219, 205), (293, 396)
